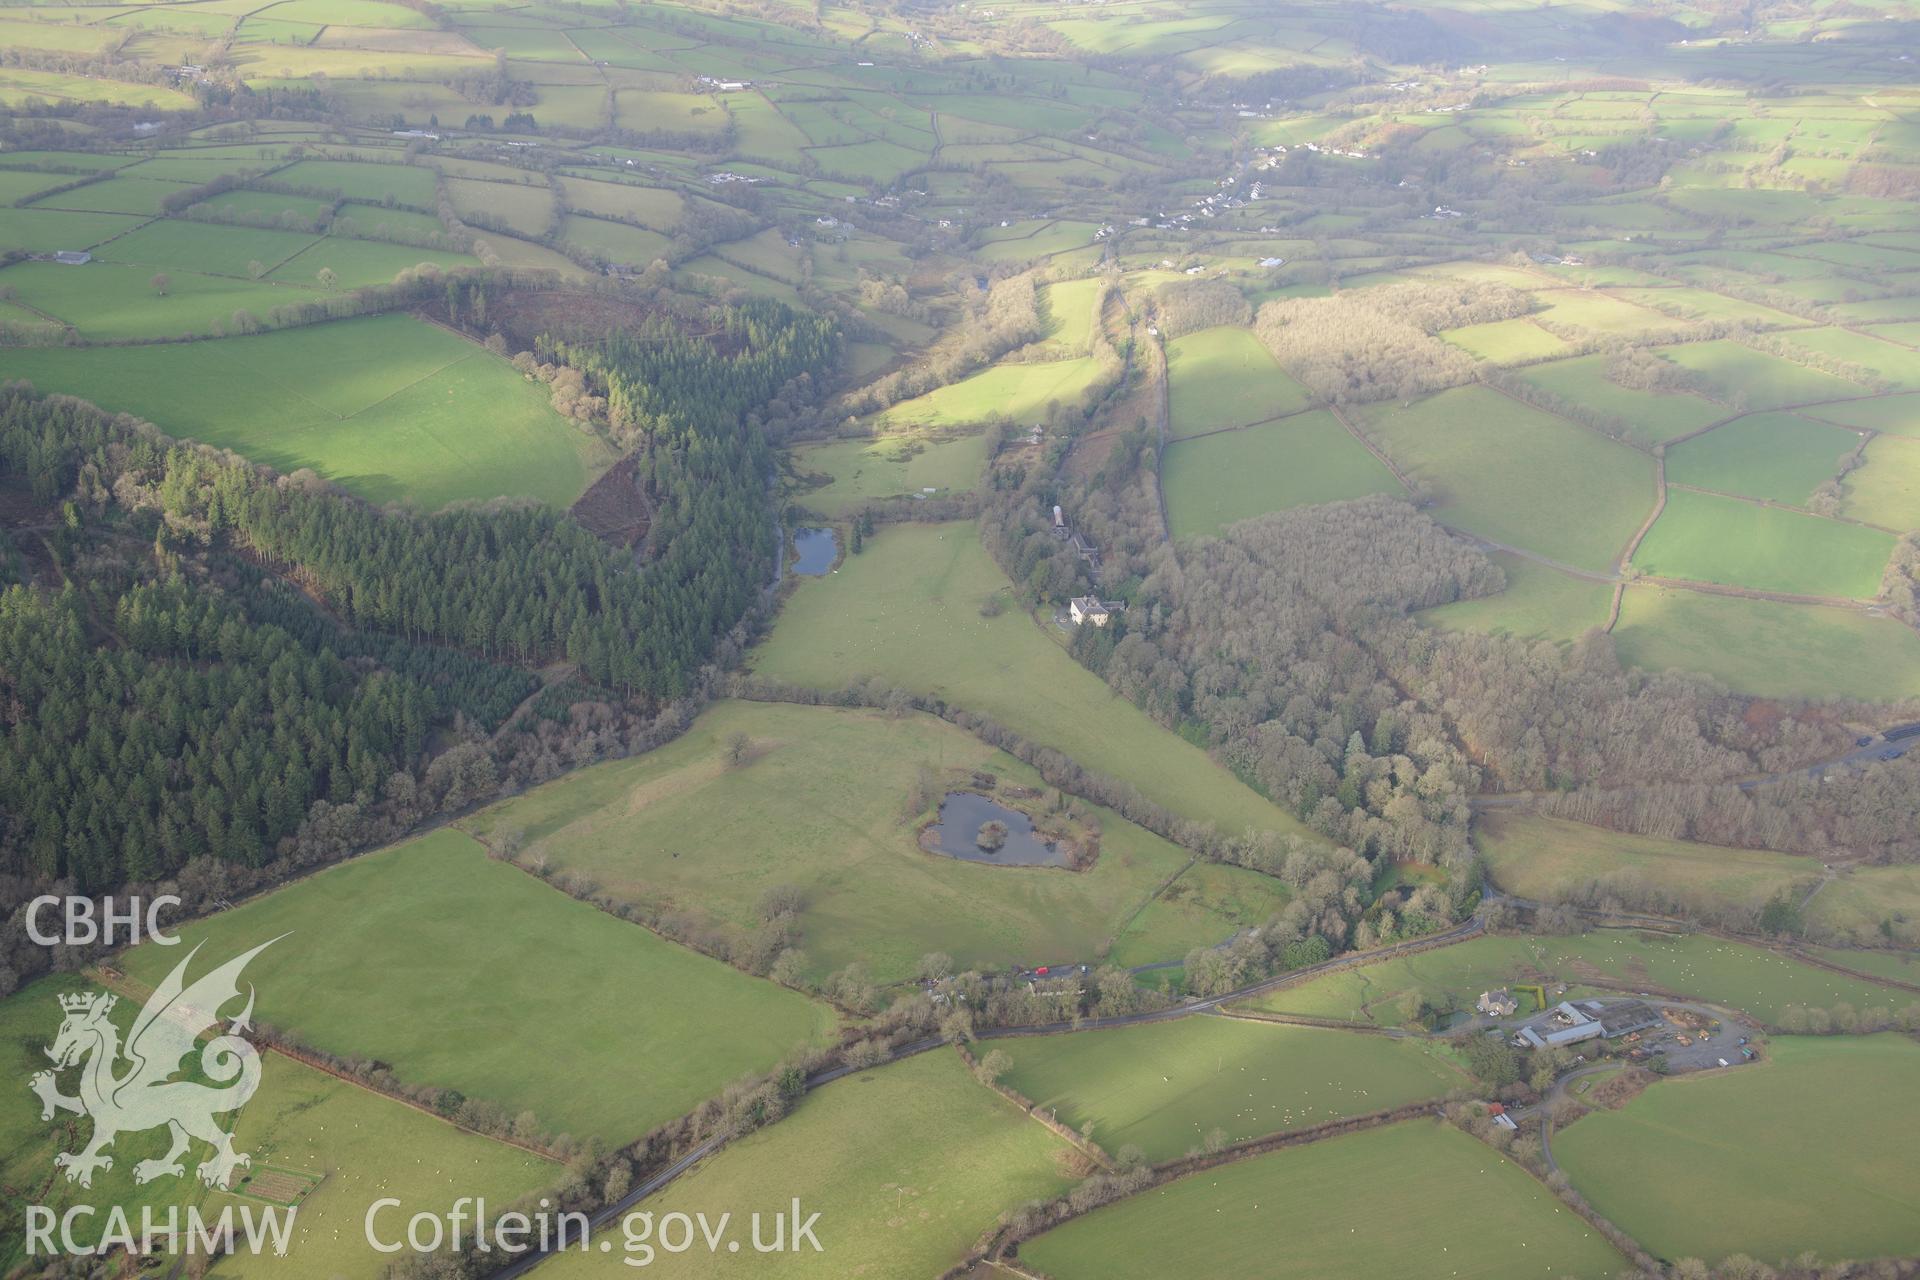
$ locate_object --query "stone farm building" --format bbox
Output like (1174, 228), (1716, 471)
(1476, 989), (1519, 1018)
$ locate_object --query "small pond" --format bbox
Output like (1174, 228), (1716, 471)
(792, 526), (838, 575)
(925, 792), (1070, 867)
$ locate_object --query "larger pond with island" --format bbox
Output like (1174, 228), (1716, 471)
(923, 791), (1071, 867)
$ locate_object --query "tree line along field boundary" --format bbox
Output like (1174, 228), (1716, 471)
(84, 965), (570, 1164)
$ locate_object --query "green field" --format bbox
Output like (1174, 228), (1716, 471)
(1662, 339), (1874, 412)
(791, 429), (989, 515)
(0, 972), (552, 1276)
(1807, 392), (1920, 438)
(994, 1017), (1463, 1161)
(1806, 944), (1920, 985)
(117, 830), (837, 1145)
(560, 214), (673, 265)
(40, 174), (190, 215)
(0, 314), (606, 510)
(1632, 490), (1894, 599)
(1515, 353), (1726, 446)
(274, 159), (439, 205)
(1044, 276), (1104, 353)
(752, 521), (1316, 842)
(538, 1048), (1072, 1279)
(1477, 812), (1820, 918)
(1358, 386), (1655, 572)
(872, 358), (1100, 429)
(1165, 326), (1309, 438)
(0, 206), (144, 254)
(0, 259), (296, 341)
(1779, 327), (1920, 392)
(1556, 1035), (1920, 1263)
(0, 67), (194, 110)
(267, 235), (477, 289)
(1665, 411), (1860, 506)
(1419, 553), (1614, 643)
(1531, 288), (1684, 338)
(98, 218), (321, 278)
(465, 700), (1259, 984)
(219, 1056), (554, 1278)
(1161, 410), (1403, 540)
(1244, 929), (1911, 1028)
(1106, 860), (1291, 970)
(1806, 864), (1920, 948)
(1611, 586), (1920, 699)
(1842, 433), (1920, 531)
(448, 176), (553, 236)
(1441, 316), (1569, 364)
(1021, 1120), (1625, 1280)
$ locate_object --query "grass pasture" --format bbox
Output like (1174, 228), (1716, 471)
(871, 358), (1099, 429)
(1665, 411), (1860, 506)
(1611, 586), (1920, 700)
(0, 207), (144, 254)
(995, 1017), (1463, 1162)
(1418, 553), (1613, 643)
(1021, 1120), (1625, 1280)
(1632, 489), (1894, 599)
(0, 314), (605, 510)
(1841, 434), (1920, 531)
(0, 972), (553, 1277)
(1165, 326), (1308, 438)
(557, 175), (682, 229)
(1778, 327), (1920, 392)
(539, 1049), (1072, 1279)
(1531, 288), (1683, 338)
(1806, 392), (1920, 438)
(1161, 410), (1403, 540)
(217, 1056), (553, 1278)
(791, 429), (988, 515)
(464, 700), (1242, 984)
(1476, 812), (1820, 919)
(96, 217), (319, 277)
(1805, 864), (1920, 948)
(1042, 276), (1104, 353)
(33, 174), (187, 215)
(1555, 1035), (1920, 1264)
(0, 258), (294, 341)
(268, 235), (477, 288)
(1515, 353), (1725, 446)
(273, 159), (438, 205)
(116, 829), (836, 1145)
(1661, 339), (1875, 412)
(752, 521), (1316, 842)
(1440, 316), (1569, 364)
(1106, 861), (1292, 970)
(1357, 386), (1654, 572)
(445, 175), (554, 237)
(0, 67), (194, 111)
(559, 214), (672, 265)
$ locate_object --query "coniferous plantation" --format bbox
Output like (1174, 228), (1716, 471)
(0, 291), (834, 904)
(4, 0), (1920, 1277)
